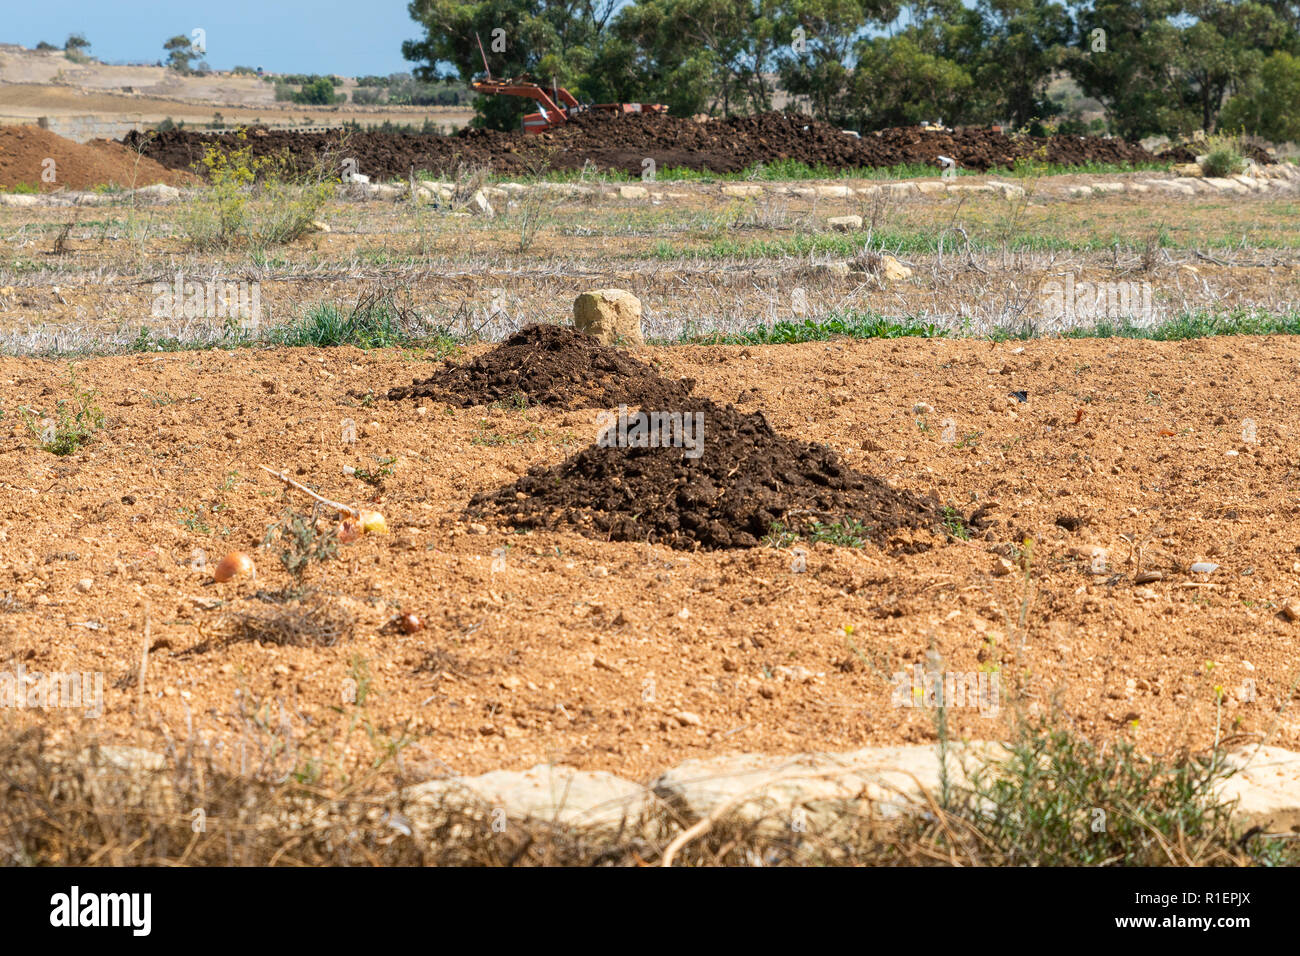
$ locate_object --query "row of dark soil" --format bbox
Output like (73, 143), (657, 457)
(123, 110), (1183, 180)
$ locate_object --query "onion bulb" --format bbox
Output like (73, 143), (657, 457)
(398, 612), (423, 634)
(214, 551), (256, 583)
(359, 510), (388, 535)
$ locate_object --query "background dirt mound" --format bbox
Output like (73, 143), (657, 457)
(468, 397), (948, 550)
(124, 112), (1165, 180)
(0, 125), (194, 191)
(387, 324), (695, 410)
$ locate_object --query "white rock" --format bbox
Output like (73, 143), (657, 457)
(721, 184), (764, 198)
(652, 745), (995, 835)
(469, 189), (495, 217)
(132, 183), (181, 202)
(403, 764), (651, 831)
(826, 215), (863, 232)
(815, 184), (854, 199)
(1216, 746), (1300, 833)
(618, 184), (649, 200)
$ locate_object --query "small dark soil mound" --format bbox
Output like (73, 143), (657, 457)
(387, 324), (695, 410)
(468, 397), (950, 550)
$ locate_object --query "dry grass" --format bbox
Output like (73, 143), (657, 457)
(223, 592), (357, 648)
(0, 712), (1294, 867)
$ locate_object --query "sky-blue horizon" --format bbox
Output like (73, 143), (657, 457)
(3, 0), (422, 76)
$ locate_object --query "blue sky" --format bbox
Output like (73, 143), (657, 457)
(4, 0), (422, 76)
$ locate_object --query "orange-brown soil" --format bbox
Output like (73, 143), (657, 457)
(1, 335), (1297, 780)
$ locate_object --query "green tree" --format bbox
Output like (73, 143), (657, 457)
(775, 0), (899, 125)
(294, 76), (343, 105)
(164, 34), (197, 74)
(971, 0), (1072, 128)
(1219, 49), (1300, 139)
(849, 30), (978, 128)
(1180, 0), (1288, 131)
(1065, 0), (1197, 137)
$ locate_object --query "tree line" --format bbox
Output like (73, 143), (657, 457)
(402, 0), (1300, 140)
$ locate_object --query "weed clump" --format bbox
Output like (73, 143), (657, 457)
(20, 370), (104, 455)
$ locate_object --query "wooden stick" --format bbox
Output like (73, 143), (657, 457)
(260, 465), (358, 517)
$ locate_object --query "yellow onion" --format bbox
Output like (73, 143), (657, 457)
(359, 510), (388, 535)
(398, 612), (424, 634)
(214, 551), (256, 583)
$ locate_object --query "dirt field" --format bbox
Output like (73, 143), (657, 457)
(1, 331), (1298, 781)
(2, 118), (1300, 798)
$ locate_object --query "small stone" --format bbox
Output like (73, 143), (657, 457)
(573, 289), (644, 346)
(76, 577), (94, 593)
(827, 215), (863, 232)
(993, 558), (1014, 576)
(673, 710), (702, 727)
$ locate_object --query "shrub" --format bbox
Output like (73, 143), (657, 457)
(1201, 133), (1245, 177)
(180, 130), (332, 251)
(293, 77), (344, 105)
(20, 371), (104, 455)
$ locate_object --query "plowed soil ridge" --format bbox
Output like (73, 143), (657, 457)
(386, 323), (696, 410)
(124, 110), (1172, 179)
(468, 396), (948, 550)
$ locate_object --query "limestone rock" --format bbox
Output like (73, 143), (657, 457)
(132, 183), (181, 202)
(402, 764), (651, 832)
(573, 289), (644, 346)
(652, 745), (994, 836)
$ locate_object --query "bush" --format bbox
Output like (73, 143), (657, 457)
(351, 87), (385, 106)
(180, 130), (332, 251)
(20, 370), (104, 456)
(1201, 133), (1245, 177)
(293, 77), (344, 105)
